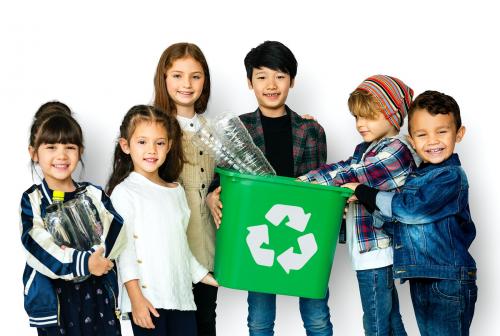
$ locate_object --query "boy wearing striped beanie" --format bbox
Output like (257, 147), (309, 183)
(299, 75), (420, 335)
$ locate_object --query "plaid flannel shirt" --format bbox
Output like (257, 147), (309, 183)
(239, 105), (327, 177)
(299, 135), (417, 253)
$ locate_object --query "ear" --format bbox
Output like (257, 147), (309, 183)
(455, 126), (466, 143)
(247, 78), (253, 89)
(407, 134), (416, 149)
(166, 139), (172, 152)
(290, 78), (295, 88)
(119, 138), (131, 154)
(28, 146), (38, 162)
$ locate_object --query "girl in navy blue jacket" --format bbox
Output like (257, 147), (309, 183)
(20, 101), (126, 336)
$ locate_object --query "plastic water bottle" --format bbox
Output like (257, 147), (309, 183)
(74, 186), (103, 246)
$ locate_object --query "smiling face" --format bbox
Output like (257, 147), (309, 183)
(120, 121), (171, 181)
(30, 143), (81, 190)
(165, 56), (205, 117)
(408, 108), (465, 164)
(248, 66), (294, 117)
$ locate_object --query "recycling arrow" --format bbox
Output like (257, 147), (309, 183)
(276, 233), (318, 274)
(246, 224), (275, 267)
(265, 204), (311, 232)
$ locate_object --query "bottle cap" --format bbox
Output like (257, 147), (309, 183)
(53, 190), (65, 202)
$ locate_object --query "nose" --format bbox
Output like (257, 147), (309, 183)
(356, 117), (365, 128)
(266, 77), (277, 89)
(183, 76), (192, 88)
(147, 142), (157, 154)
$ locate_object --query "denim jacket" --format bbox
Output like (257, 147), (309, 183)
(375, 154), (477, 280)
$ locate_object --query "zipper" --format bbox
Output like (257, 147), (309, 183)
(104, 269), (121, 319)
(56, 292), (61, 326)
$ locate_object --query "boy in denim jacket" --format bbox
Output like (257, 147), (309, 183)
(344, 90), (477, 336)
(299, 75), (419, 336)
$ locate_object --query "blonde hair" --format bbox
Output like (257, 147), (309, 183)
(347, 90), (383, 120)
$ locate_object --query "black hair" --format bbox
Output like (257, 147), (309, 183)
(408, 90), (462, 133)
(244, 41), (298, 81)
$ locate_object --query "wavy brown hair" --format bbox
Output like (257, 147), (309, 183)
(106, 105), (184, 194)
(153, 42), (211, 117)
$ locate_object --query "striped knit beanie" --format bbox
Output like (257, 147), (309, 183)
(357, 75), (413, 130)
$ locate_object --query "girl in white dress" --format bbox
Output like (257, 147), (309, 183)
(107, 105), (217, 336)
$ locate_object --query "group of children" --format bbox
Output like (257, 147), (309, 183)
(20, 40), (477, 336)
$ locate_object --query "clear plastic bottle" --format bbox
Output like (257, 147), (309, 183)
(74, 186), (102, 246)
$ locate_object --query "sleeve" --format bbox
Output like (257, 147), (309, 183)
(297, 159), (354, 184)
(207, 173), (221, 193)
(91, 186), (127, 260)
(380, 169), (463, 224)
(317, 124), (327, 166)
(189, 253), (209, 284)
(111, 188), (140, 284)
(20, 191), (92, 280)
(312, 140), (414, 189)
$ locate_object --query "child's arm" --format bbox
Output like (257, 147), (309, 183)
(124, 279), (159, 329)
(110, 188), (141, 287)
(20, 190), (103, 280)
(297, 160), (353, 184)
(346, 168), (464, 225)
(377, 168), (464, 224)
(206, 186), (222, 227)
(88, 184), (127, 259)
(307, 139), (414, 190)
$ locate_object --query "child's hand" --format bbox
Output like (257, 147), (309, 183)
(206, 187), (223, 228)
(301, 114), (316, 121)
(341, 182), (360, 191)
(88, 247), (114, 276)
(130, 294), (159, 329)
(200, 273), (219, 287)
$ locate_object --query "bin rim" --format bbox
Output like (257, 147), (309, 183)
(215, 167), (353, 198)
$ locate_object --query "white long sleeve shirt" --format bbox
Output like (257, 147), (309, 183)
(111, 172), (208, 312)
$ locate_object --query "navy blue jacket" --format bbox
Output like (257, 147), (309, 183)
(20, 180), (126, 327)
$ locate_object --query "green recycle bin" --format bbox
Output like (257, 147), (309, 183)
(214, 168), (353, 299)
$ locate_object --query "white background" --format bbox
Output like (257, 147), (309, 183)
(1, 1), (498, 335)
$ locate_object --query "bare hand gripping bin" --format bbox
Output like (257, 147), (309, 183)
(214, 168), (353, 299)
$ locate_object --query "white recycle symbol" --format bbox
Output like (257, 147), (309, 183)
(246, 204), (318, 274)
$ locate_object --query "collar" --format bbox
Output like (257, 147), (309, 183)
(177, 114), (201, 132)
(417, 153), (461, 173)
(41, 179), (79, 204)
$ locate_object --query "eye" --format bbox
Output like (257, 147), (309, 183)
(256, 76), (265, 80)
(66, 145), (78, 151)
(277, 75), (286, 79)
(45, 144), (56, 150)
(438, 130), (448, 134)
(193, 75), (202, 80)
(172, 74), (181, 79)
(138, 140), (146, 145)
(157, 141), (166, 146)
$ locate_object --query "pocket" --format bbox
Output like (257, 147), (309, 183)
(431, 279), (460, 302)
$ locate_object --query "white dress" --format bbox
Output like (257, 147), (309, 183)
(111, 172), (208, 313)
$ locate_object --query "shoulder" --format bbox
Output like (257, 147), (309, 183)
(21, 184), (42, 207)
(290, 110), (325, 134)
(238, 111), (258, 125)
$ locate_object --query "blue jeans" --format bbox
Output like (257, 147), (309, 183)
(247, 290), (333, 336)
(409, 278), (477, 336)
(356, 266), (407, 336)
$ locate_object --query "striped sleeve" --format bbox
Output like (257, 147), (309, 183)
(19, 187), (91, 280)
(86, 184), (126, 260)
